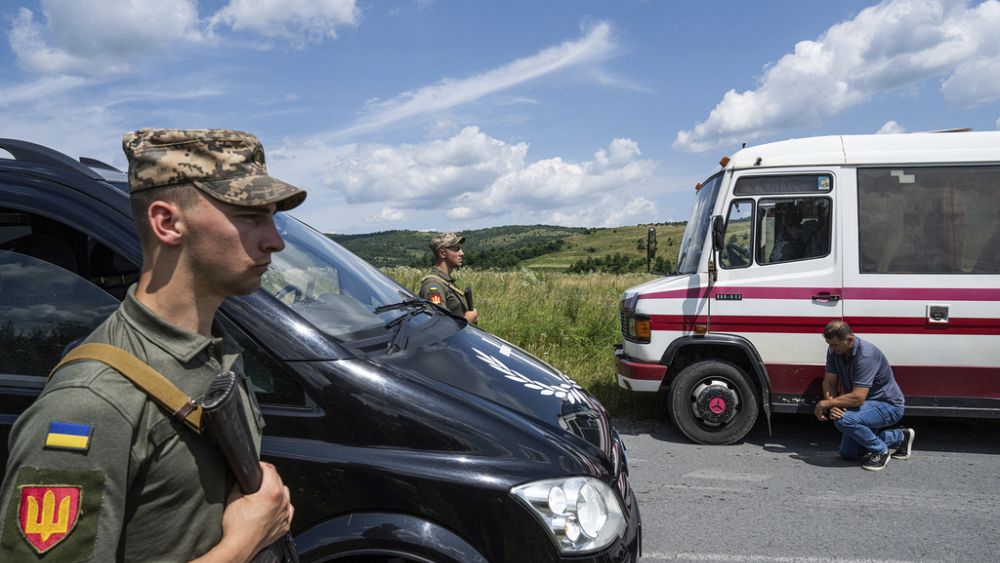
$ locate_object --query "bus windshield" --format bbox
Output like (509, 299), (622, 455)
(676, 173), (724, 275)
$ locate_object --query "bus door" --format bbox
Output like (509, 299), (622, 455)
(711, 171), (841, 406)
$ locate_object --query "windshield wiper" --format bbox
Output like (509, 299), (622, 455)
(373, 297), (426, 314)
(375, 298), (434, 354)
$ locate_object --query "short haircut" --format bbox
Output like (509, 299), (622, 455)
(823, 319), (853, 341)
(129, 184), (199, 247)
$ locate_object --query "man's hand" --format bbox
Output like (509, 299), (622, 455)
(193, 462), (293, 562)
(814, 399), (830, 420)
(828, 406), (846, 420)
(464, 309), (479, 324)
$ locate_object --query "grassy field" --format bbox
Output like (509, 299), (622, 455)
(385, 267), (666, 420)
(522, 223), (688, 271)
(332, 222), (689, 274)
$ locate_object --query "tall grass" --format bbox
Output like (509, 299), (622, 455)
(384, 267), (665, 419)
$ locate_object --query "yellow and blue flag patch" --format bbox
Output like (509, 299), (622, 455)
(44, 421), (92, 452)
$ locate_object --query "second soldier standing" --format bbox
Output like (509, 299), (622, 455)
(419, 232), (478, 324)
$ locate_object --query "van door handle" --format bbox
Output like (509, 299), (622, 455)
(812, 292), (840, 302)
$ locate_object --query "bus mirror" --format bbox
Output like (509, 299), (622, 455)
(711, 215), (725, 251)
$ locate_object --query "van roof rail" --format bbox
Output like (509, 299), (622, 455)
(929, 128), (972, 133)
(0, 138), (102, 180)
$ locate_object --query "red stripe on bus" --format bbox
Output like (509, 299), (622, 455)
(638, 287), (1000, 301)
(648, 315), (1000, 335)
(765, 364), (1000, 398)
(843, 287), (1000, 301)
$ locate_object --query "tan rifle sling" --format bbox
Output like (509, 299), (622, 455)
(49, 342), (202, 432)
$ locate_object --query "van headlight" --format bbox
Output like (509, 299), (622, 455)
(511, 476), (626, 554)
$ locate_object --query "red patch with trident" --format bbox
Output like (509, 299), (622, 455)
(18, 486), (81, 553)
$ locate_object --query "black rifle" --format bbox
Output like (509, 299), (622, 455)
(201, 372), (299, 563)
(464, 287), (474, 312)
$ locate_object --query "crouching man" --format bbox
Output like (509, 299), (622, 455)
(815, 320), (916, 471)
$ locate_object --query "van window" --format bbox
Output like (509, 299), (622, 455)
(720, 200), (753, 269)
(219, 316), (308, 407)
(735, 174), (833, 195)
(858, 166), (1000, 274)
(756, 198), (831, 265)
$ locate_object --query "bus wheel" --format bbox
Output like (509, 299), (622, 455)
(668, 360), (759, 445)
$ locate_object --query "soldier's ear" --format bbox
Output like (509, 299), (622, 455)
(148, 201), (184, 246)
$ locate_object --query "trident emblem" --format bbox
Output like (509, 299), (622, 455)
(18, 486), (81, 553)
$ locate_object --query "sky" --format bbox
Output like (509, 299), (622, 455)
(2, 0), (999, 234)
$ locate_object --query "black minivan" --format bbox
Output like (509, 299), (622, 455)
(0, 139), (641, 562)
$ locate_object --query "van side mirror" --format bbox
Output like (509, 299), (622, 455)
(711, 215), (725, 252)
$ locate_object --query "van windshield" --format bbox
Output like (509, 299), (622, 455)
(260, 213), (438, 340)
(676, 173), (724, 274)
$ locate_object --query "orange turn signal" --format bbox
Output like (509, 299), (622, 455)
(719, 156), (730, 167)
(634, 318), (651, 340)
(693, 324), (709, 335)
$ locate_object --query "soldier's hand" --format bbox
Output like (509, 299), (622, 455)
(221, 462), (294, 561)
(464, 309), (479, 324)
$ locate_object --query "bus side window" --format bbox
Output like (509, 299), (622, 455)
(757, 198), (831, 265)
(858, 166), (1000, 274)
(720, 200), (753, 269)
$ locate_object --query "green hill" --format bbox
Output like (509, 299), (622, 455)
(328, 222), (688, 273)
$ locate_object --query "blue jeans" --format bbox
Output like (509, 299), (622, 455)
(833, 400), (904, 460)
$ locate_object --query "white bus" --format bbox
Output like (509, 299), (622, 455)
(616, 131), (1000, 444)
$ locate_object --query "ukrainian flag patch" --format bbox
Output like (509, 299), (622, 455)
(44, 421), (92, 452)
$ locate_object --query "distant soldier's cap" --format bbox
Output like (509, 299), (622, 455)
(429, 232), (465, 252)
(122, 128), (306, 211)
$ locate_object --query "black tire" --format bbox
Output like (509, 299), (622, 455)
(667, 360), (759, 445)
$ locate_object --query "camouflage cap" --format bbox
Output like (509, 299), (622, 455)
(429, 232), (465, 253)
(122, 128), (306, 211)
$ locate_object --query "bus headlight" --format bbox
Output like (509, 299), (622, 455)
(511, 476), (626, 554)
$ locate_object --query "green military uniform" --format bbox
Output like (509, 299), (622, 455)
(0, 287), (262, 561)
(419, 266), (469, 318)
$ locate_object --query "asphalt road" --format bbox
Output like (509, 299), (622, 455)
(615, 412), (1000, 563)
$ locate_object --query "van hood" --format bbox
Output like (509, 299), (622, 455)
(374, 325), (616, 457)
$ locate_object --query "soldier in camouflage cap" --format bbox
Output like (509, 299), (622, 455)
(123, 128), (306, 211)
(419, 232), (479, 324)
(0, 129), (296, 561)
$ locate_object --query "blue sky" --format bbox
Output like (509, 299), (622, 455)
(2, 0), (999, 234)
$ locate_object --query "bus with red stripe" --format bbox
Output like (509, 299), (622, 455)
(615, 131), (1000, 444)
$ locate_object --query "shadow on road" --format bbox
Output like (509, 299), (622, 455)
(614, 411), (1000, 467)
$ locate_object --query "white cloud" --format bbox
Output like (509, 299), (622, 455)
(7, 1), (204, 76)
(270, 127), (657, 225)
(305, 127), (527, 206)
(545, 195), (657, 228)
(367, 207), (405, 222)
(445, 207), (473, 220)
(941, 57), (1000, 106)
(209, 0), (359, 47)
(461, 137), (655, 214)
(876, 120), (907, 134)
(332, 21), (617, 137)
(6, 0), (359, 76)
(0, 75), (89, 106)
(674, 0), (1000, 152)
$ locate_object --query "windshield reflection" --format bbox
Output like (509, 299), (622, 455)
(261, 214), (424, 340)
